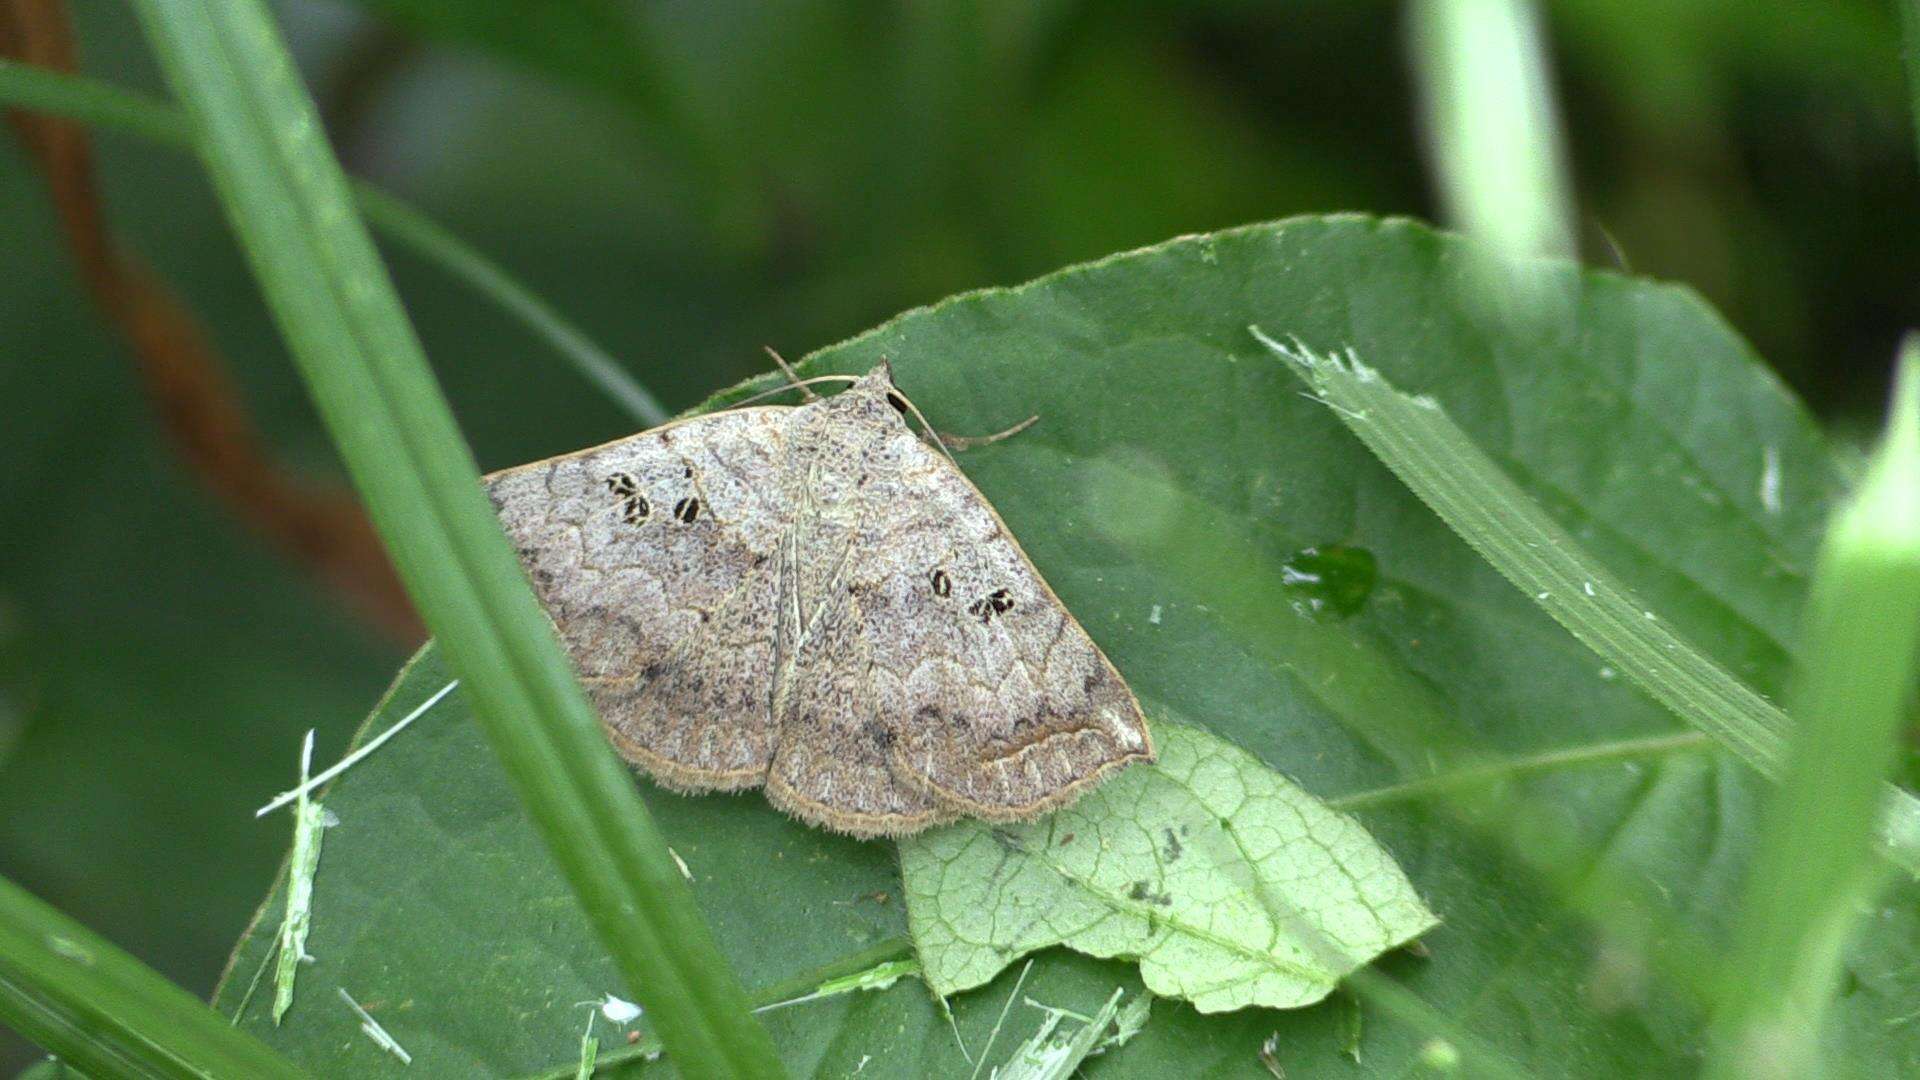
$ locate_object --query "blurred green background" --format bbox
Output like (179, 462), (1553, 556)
(1, 0), (1915, 1070)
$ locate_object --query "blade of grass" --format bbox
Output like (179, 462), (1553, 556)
(351, 184), (669, 426)
(124, 4), (777, 1077)
(1707, 337), (1920, 1080)
(0, 875), (309, 1079)
(0, 55), (190, 142)
(1407, 0), (1575, 261)
(1252, 329), (1920, 874)
(0, 58), (665, 427)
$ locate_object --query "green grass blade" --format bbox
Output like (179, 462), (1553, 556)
(1707, 338), (1920, 1080)
(123, 5), (778, 1077)
(1407, 0), (1575, 260)
(0, 57), (192, 144)
(350, 186), (669, 426)
(0, 59), (663, 427)
(0, 875), (309, 1079)
(1252, 329), (1920, 874)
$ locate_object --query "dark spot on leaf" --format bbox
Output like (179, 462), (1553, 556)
(930, 569), (952, 597)
(1128, 880), (1173, 906)
(1163, 827), (1183, 862)
(885, 391), (908, 413)
(988, 587), (1014, 613)
(674, 496), (700, 523)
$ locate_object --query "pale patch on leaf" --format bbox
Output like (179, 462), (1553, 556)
(902, 723), (1437, 1012)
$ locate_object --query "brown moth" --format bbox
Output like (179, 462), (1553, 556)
(485, 362), (1153, 838)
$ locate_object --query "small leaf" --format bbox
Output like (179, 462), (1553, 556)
(902, 723), (1437, 1011)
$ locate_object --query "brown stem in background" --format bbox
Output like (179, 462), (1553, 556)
(1, 0), (423, 645)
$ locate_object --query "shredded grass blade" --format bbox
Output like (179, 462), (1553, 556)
(1254, 328), (1920, 875)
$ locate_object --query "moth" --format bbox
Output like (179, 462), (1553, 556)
(485, 362), (1153, 837)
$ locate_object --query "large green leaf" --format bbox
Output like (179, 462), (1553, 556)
(215, 217), (1920, 1077)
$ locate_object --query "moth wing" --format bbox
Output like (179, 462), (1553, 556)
(486, 407), (790, 790)
(764, 591), (952, 838)
(852, 431), (1154, 820)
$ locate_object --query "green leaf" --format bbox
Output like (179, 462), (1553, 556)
(902, 723), (1436, 1011)
(217, 217), (1920, 1076)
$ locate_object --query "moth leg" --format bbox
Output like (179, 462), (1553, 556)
(934, 413), (1038, 452)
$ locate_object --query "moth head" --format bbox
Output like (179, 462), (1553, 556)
(817, 359), (959, 462)
(825, 360), (911, 427)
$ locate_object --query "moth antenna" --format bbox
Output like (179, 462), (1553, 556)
(888, 388), (958, 465)
(728, 374), (860, 410)
(763, 346), (821, 402)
